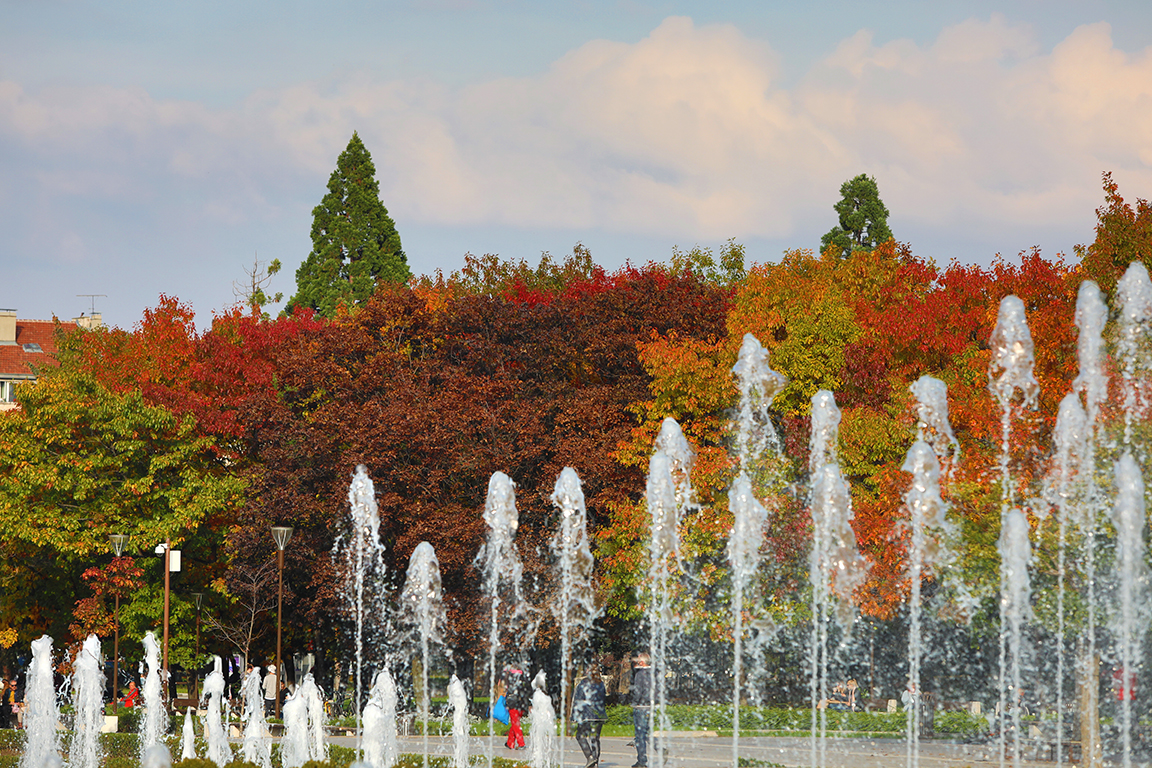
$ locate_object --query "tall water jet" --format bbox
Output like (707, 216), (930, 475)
(70, 635), (104, 768)
(988, 294), (1038, 768)
(1073, 279), (1109, 768)
(550, 467), (596, 768)
(181, 708), (197, 761)
(1045, 393), (1090, 768)
(732, 332), (788, 470)
(646, 419), (693, 768)
(527, 670), (556, 768)
(1112, 453), (1145, 768)
(727, 472), (767, 768)
(400, 541), (445, 768)
(902, 441), (950, 768)
(999, 509), (1032, 768)
(140, 632), (166, 758)
(448, 674), (470, 768)
(200, 656), (232, 767)
(476, 471), (523, 768)
(241, 663), (272, 768)
(363, 669), (400, 768)
(333, 464), (386, 752)
(20, 636), (60, 768)
(808, 390), (867, 768)
(1115, 262), (1152, 448)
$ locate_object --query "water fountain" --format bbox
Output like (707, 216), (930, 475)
(139, 632), (166, 759)
(400, 541), (445, 768)
(241, 663), (272, 768)
(362, 669), (400, 768)
(448, 673), (470, 768)
(727, 472), (767, 767)
(200, 655), (232, 767)
(181, 707), (197, 761)
(70, 634), (104, 768)
(20, 635), (60, 768)
(281, 672), (327, 768)
(527, 670), (556, 768)
(477, 471), (524, 767)
(334, 464), (387, 752)
(550, 466), (596, 768)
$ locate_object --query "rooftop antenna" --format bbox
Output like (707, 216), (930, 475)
(77, 294), (106, 316)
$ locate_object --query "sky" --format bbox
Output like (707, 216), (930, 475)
(2, 0), (1151, 330)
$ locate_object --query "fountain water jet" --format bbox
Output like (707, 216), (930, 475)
(400, 541), (445, 768)
(448, 674), (470, 768)
(181, 708), (197, 761)
(70, 635), (104, 768)
(200, 655), (232, 767)
(727, 472), (767, 768)
(362, 669), (400, 768)
(140, 632), (166, 759)
(20, 635), (60, 768)
(1111, 452), (1145, 768)
(282, 673), (327, 768)
(241, 663), (272, 768)
(333, 464), (386, 754)
(550, 466), (596, 768)
(527, 670), (556, 768)
(476, 471), (523, 768)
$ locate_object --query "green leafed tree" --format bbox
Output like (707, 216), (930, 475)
(289, 132), (409, 317)
(820, 173), (893, 258)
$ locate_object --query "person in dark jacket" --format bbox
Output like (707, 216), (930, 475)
(630, 653), (653, 768)
(573, 665), (607, 768)
(504, 665), (530, 750)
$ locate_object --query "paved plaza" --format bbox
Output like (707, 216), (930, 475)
(322, 733), (1088, 767)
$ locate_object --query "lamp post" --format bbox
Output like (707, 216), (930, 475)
(108, 533), (129, 712)
(272, 525), (293, 719)
(192, 592), (204, 701)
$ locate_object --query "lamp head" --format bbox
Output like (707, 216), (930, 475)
(271, 525), (293, 551)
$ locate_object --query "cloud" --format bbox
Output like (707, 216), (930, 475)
(2, 14), (1152, 261)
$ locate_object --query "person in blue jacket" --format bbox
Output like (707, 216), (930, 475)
(573, 664), (607, 768)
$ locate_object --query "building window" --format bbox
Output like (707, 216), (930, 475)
(0, 380), (15, 403)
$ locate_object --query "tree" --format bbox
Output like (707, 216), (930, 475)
(1075, 171), (1152, 294)
(234, 256), (283, 313)
(289, 132), (409, 317)
(820, 174), (893, 258)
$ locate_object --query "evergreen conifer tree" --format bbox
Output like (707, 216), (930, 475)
(820, 174), (893, 259)
(289, 132), (408, 316)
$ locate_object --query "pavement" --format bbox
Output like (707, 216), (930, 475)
(319, 733), (1079, 767)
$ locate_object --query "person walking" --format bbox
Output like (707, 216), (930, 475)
(573, 664), (607, 768)
(504, 665), (529, 750)
(630, 653), (653, 768)
(263, 663), (278, 717)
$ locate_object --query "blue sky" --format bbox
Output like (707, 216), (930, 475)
(3, 1), (1151, 329)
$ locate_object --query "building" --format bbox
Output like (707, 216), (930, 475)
(0, 309), (96, 411)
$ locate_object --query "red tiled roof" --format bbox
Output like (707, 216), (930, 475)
(0, 319), (77, 378)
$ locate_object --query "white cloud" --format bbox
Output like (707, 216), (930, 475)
(1, 14), (1152, 260)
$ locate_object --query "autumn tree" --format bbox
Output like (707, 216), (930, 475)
(1076, 171), (1152, 294)
(289, 132), (409, 317)
(820, 174), (893, 259)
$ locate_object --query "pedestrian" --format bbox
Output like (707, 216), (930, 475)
(630, 652), (653, 768)
(264, 663), (278, 717)
(0, 675), (13, 729)
(573, 664), (607, 768)
(503, 665), (529, 750)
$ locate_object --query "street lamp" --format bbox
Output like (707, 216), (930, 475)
(272, 525), (293, 719)
(192, 592), (204, 701)
(108, 533), (129, 712)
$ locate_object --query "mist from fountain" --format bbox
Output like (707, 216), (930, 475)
(989, 294), (1039, 768)
(141, 744), (172, 768)
(527, 670), (556, 768)
(181, 708), (197, 761)
(333, 465), (386, 755)
(241, 664), (272, 768)
(200, 655), (232, 767)
(139, 632), (166, 759)
(549, 466), (596, 768)
(69, 634), (104, 768)
(401, 541), (445, 768)
(477, 471), (523, 768)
